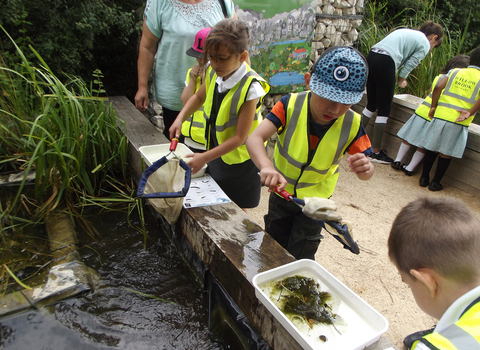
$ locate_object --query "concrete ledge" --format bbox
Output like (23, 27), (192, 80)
(111, 95), (396, 350)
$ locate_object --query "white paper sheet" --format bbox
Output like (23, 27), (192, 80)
(183, 174), (231, 208)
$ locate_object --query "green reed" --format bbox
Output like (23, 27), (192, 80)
(0, 26), (144, 294)
(358, 0), (471, 99)
(1, 26), (129, 221)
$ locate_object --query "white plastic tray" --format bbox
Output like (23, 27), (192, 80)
(253, 260), (389, 350)
(139, 143), (207, 178)
(393, 94), (424, 110)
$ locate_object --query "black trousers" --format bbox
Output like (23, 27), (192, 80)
(365, 51), (396, 117)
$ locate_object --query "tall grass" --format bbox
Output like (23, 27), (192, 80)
(0, 26), (145, 293)
(1, 26), (131, 221)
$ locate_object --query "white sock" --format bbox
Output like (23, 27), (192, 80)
(362, 108), (374, 118)
(395, 143), (410, 163)
(405, 150), (425, 172)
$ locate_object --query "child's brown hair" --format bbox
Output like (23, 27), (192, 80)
(202, 18), (250, 65)
(388, 197), (480, 284)
(419, 20), (444, 48)
(440, 54), (470, 74)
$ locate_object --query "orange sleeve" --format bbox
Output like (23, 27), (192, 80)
(271, 100), (287, 128)
(347, 134), (372, 155)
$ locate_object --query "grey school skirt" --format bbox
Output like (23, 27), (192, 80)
(396, 113), (430, 147)
(415, 118), (469, 158)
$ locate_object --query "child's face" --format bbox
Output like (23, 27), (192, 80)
(309, 93), (351, 125)
(398, 268), (438, 319)
(207, 44), (246, 80)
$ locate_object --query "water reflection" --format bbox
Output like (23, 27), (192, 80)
(0, 210), (226, 349)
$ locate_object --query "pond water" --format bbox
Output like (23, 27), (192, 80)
(0, 209), (238, 349)
(269, 71), (305, 86)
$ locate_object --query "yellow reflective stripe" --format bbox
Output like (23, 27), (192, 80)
(420, 299), (480, 350)
(277, 92), (308, 169)
(443, 69), (480, 104)
(415, 75), (442, 120)
(203, 64), (269, 164)
(434, 68), (480, 126)
(273, 92), (360, 198)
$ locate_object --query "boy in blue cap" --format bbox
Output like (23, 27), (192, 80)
(246, 46), (374, 260)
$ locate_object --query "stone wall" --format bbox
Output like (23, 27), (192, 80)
(263, 0), (365, 111)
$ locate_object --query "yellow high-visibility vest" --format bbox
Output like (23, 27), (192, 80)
(181, 66), (211, 144)
(413, 297), (480, 350)
(415, 74), (444, 120)
(273, 91), (361, 199)
(433, 67), (480, 126)
(204, 64), (270, 165)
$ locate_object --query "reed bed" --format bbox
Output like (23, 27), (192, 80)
(358, 1), (472, 99)
(0, 27), (141, 295)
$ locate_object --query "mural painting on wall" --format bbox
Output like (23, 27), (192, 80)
(235, 0), (318, 94)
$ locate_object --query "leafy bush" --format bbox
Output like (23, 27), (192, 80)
(0, 0), (144, 100)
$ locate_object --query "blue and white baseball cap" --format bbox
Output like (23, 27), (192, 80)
(309, 46), (368, 105)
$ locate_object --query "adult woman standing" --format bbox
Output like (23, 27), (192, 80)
(134, 0), (237, 139)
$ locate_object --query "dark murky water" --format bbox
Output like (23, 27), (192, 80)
(0, 210), (229, 350)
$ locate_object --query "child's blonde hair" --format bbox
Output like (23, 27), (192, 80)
(203, 18), (250, 64)
(388, 197), (480, 284)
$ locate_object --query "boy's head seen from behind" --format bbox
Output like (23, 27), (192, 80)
(388, 197), (480, 285)
(308, 46), (368, 106)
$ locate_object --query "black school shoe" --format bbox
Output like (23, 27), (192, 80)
(429, 181), (443, 191)
(402, 164), (414, 176)
(403, 327), (436, 349)
(391, 161), (402, 170)
(419, 177), (429, 187)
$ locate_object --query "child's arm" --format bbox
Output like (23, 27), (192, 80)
(185, 98), (259, 174)
(456, 97), (480, 122)
(428, 75), (448, 119)
(169, 83), (207, 139)
(347, 153), (374, 181)
(246, 119), (288, 190)
(180, 66), (202, 106)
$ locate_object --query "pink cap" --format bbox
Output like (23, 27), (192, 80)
(186, 27), (211, 58)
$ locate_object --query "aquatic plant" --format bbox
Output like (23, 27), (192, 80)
(0, 26), (143, 295)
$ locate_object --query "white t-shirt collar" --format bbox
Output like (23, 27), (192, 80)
(215, 62), (247, 93)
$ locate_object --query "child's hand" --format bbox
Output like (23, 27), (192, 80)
(397, 77), (407, 88)
(259, 166), (287, 191)
(190, 65), (203, 80)
(347, 153), (374, 181)
(428, 106), (437, 119)
(169, 119), (183, 140)
(455, 109), (471, 122)
(185, 153), (207, 175)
